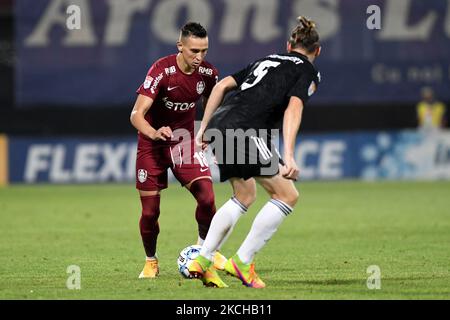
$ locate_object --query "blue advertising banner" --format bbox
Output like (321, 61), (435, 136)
(15, 0), (450, 107)
(7, 130), (450, 184)
(292, 130), (450, 180)
(8, 137), (138, 183)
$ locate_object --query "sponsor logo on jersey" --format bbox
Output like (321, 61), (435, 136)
(150, 73), (164, 94)
(137, 169), (147, 183)
(198, 66), (213, 76)
(308, 81), (317, 97)
(163, 97), (196, 111)
(165, 66), (176, 75)
(143, 76), (153, 89)
(317, 72), (321, 83)
(196, 81), (205, 94)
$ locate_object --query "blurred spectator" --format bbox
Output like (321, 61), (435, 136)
(416, 87), (447, 130)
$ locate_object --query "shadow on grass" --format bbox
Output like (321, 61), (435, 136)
(276, 279), (365, 286)
(274, 275), (450, 287)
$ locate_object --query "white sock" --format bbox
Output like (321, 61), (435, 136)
(237, 199), (293, 264)
(146, 255), (158, 261)
(200, 197), (247, 261)
(217, 225), (233, 251)
(197, 236), (205, 246)
(200, 228), (227, 255)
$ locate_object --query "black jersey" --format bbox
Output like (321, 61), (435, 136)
(207, 52), (320, 132)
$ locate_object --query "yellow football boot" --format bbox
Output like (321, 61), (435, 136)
(224, 255), (266, 288)
(138, 259), (159, 279)
(213, 251), (228, 271)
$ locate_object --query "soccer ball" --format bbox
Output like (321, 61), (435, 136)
(177, 244), (202, 278)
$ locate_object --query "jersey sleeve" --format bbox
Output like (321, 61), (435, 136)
(287, 66), (318, 104)
(231, 63), (253, 87)
(203, 66), (219, 98)
(136, 61), (167, 100)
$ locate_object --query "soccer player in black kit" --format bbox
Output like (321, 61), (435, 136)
(187, 16), (322, 288)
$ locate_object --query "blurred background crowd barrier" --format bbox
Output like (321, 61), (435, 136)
(0, 0), (449, 184)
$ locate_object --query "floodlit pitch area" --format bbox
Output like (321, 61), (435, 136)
(1, 181), (449, 299)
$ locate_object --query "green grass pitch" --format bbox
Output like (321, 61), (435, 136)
(1, 181), (449, 299)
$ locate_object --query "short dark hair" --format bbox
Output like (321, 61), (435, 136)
(181, 22), (207, 38)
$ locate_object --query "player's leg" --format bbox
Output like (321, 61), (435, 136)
(136, 145), (169, 279)
(138, 189), (162, 278)
(211, 178), (256, 249)
(187, 178), (256, 278)
(185, 135), (256, 286)
(172, 146), (216, 244)
(199, 177), (256, 261)
(185, 177), (215, 246)
(185, 176), (228, 270)
(225, 172), (298, 288)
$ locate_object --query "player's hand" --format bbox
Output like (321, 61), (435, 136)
(281, 157), (299, 181)
(151, 126), (173, 141)
(195, 128), (208, 150)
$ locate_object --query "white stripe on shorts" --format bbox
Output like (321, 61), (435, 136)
(251, 136), (269, 160)
(258, 137), (273, 158)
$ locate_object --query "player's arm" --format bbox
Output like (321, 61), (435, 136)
(130, 94), (172, 141)
(201, 96), (209, 111)
(201, 67), (219, 111)
(196, 76), (238, 146)
(201, 76), (237, 129)
(281, 96), (303, 180)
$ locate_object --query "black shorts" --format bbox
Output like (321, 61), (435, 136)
(209, 133), (283, 182)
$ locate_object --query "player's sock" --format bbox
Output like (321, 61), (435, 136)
(200, 196), (247, 260)
(197, 236), (205, 245)
(189, 179), (216, 240)
(139, 194), (161, 257)
(217, 222), (234, 250)
(199, 233), (227, 270)
(198, 230), (228, 270)
(237, 199), (292, 264)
